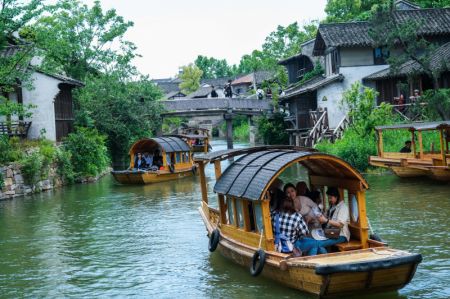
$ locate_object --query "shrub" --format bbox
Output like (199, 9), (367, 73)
(256, 112), (289, 145)
(54, 148), (75, 184)
(316, 128), (377, 172)
(20, 152), (43, 185)
(64, 127), (109, 177)
(0, 171), (4, 189)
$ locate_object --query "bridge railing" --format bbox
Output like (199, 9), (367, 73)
(160, 97), (272, 111)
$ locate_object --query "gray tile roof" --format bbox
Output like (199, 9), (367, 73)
(314, 8), (450, 55)
(365, 42), (450, 80)
(187, 86), (213, 98)
(280, 74), (344, 100)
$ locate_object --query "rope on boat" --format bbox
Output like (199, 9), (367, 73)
(258, 229), (264, 249)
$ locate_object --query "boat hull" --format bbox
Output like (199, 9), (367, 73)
(390, 166), (428, 178)
(200, 207), (421, 298)
(111, 169), (195, 184)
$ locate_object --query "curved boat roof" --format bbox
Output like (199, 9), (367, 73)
(214, 149), (368, 201)
(129, 136), (190, 154)
(376, 121), (450, 131)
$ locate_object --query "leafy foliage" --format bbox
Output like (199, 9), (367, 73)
(298, 63), (324, 85)
(54, 148), (75, 184)
(194, 55), (235, 79)
(341, 82), (394, 137)
(63, 127), (109, 177)
(77, 73), (163, 161)
(316, 128), (377, 172)
(20, 151), (43, 184)
(33, 0), (136, 81)
(256, 112), (289, 145)
(179, 64), (203, 94)
(420, 89), (450, 120)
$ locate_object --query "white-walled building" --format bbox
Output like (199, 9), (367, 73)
(1, 45), (83, 141)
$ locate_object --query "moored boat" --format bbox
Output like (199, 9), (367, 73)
(369, 121), (450, 181)
(111, 136), (197, 184)
(179, 127), (212, 153)
(195, 146), (422, 298)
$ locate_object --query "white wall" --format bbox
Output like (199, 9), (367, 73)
(318, 65), (389, 128)
(340, 47), (374, 66)
(22, 72), (61, 141)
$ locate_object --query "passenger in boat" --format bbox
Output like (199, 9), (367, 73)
(134, 153), (146, 170)
(400, 140), (412, 153)
(269, 178), (284, 211)
(284, 183), (318, 224)
(316, 187), (350, 252)
(296, 181), (313, 198)
(271, 197), (320, 256)
(143, 152), (153, 169)
(153, 150), (163, 168)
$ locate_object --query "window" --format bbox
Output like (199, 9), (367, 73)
(176, 153), (181, 163)
(374, 47), (389, 65)
(227, 197), (235, 225)
(236, 199), (244, 228)
(253, 203), (263, 233)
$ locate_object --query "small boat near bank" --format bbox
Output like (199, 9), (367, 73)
(369, 121), (450, 181)
(179, 127), (212, 153)
(195, 146), (422, 298)
(111, 136), (197, 184)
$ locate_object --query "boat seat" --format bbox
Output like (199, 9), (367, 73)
(335, 240), (363, 251)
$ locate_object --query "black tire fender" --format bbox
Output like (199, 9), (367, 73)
(169, 164), (175, 173)
(250, 249), (266, 277)
(208, 229), (220, 252)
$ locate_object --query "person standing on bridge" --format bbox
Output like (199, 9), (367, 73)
(210, 85), (218, 98)
(224, 80), (233, 98)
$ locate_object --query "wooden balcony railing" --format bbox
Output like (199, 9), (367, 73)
(0, 121), (32, 138)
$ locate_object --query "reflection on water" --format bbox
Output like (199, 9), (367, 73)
(0, 139), (449, 298)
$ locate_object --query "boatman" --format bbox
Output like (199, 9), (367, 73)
(400, 140), (412, 153)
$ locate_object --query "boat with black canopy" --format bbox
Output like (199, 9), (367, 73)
(195, 146), (422, 297)
(111, 136), (197, 184)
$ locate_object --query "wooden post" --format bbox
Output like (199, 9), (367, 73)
(377, 130), (384, 157)
(260, 197), (274, 250)
(214, 160), (222, 179)
(357, 191), (369, 249)
(224, 113), (234, 150)
(411, 130), (417, 157)
(198, 161), (208, 204)
(440, 129), (446, 164)
(418, 131), (424, 159)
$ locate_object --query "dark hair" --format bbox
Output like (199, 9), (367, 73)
(405, 140), (412, 144)
(283, 183), (296, 194)
(326, 187), (340, 200)
(270, 189), (285, 212)
(296, 181), (310, 196)
(309, 190), (322, 204)
(281, 198), (296, 214)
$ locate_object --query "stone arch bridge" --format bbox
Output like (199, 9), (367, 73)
(160, 97), (273, 149)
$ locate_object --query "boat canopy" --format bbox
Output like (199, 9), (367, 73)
(375, 121), (450, 131)
(213, 149), (368, 201)
(129, 136), (190, 155)
(166, 134), (208, 140)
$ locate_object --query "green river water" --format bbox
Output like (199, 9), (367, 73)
(0, 140), (449, 298)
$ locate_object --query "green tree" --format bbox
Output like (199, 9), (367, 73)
(341, 82), (393, 137)
(256, 112), (289, 145)
(76, 72), (163, 162)
(194, 55), (235, 79)
(325, 0), (387, 22)
(179, 63), (203, 94)
(33, 0), (136, 81)
(0, 0), (42, 112)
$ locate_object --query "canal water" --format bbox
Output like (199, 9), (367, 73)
(0, 140), (449, 298)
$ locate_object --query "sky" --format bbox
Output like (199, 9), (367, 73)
(85, 0), (328, 79)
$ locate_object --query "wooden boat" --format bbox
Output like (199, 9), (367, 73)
(179, 127), (212, 153)
(369, 121), (450, 181)
(111, 136), (197, 184)
(195, 146), (422, 298)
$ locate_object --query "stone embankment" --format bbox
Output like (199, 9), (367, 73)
(0, 163), (109, 200)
